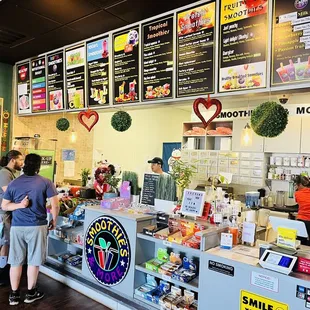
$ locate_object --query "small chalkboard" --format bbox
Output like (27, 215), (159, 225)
(180, 189), (205, 217)
(141, 173), (159, 206)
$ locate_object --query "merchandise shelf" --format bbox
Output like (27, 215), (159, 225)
(48, 234), (84, 250)
(137, 233), (201, 255)
(135, 264), (199, 293)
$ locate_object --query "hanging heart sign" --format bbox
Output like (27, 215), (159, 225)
(193, 96), (222, 129)
(78, 109), (99, 132)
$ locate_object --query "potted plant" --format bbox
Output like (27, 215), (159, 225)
(81, 168), (90, 187)
(103, 174), (121, 199)
(170, 160), (197, 205)
(122, 171), (140, 202)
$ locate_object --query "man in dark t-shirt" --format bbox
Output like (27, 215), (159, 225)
(2, 154), (59, 306)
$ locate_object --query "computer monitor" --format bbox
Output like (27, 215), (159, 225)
(269, 216), (308, 238)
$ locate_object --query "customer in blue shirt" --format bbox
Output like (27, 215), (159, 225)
(2, 153), (59, 306)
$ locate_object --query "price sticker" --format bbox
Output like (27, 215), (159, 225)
(162, 275), (171, 282)
(163, 240), (172, 247)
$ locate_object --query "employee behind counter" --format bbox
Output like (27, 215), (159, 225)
(294, 175), (310, 245)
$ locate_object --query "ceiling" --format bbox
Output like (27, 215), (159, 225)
(0, 0), (198, 65)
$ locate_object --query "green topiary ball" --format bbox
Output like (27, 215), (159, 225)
(251, 101), (288, 138)
(56, 118), (70, 131)
(111, 111), (132, 132)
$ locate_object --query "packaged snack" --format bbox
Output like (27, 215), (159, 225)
(159, 287), (182, 309)
(66, 255), (82, 266)
(56, 252), (73, 263)
(145, 248), (169, 272)
(184, 290), (195, 305)
(145, 280), (170, 305)
(154, 228), (170, 240)
(183, 236), (200, 249)
(168, 218), (180, 234)
(172, 258), (197, 283)
(168, 231), (192, 244)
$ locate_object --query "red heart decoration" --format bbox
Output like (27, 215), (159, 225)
(193, 96), (222, 129)
(78, 109), (99, 132)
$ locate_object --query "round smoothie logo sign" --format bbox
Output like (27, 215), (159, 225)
(85, 216), (130, 286)
(295, 0), (308, 10)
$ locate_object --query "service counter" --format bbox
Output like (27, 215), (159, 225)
(44, 205), (154, 310)
(199, 244), (310, 309)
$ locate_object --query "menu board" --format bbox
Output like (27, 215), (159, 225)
(113, 27), (139, 104)
(17, 62), (31, 114)
(219, 0), (268, 92)
(180, 189), (205, 216)
(31, 57), (47, 112)
(66, 45), (86, 110)
(141, 173), (159, 206)
(142, 15), (173, 101)
(87, 37), (109, 106)
(177, 2), (216, 97)
(47, 51), (64, 111)
(272, 0), (310, 85)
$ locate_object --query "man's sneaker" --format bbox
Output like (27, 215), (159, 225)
(9, 291), (21, 306)
(24, 289), (45, 304)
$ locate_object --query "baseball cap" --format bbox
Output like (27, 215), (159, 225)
(148, 157), (163, 166)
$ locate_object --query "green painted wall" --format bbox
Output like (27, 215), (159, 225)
(0, 63), (13, 155)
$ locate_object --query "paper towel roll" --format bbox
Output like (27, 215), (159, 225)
(245, 210), (256, 223)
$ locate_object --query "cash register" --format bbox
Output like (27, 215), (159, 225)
(259, 217), (308, 275)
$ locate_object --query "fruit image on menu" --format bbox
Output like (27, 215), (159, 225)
(272, 0), (310, 85)
(31, 57), (47, 112)
(219, 0), (268, 92)
(17, 62), (31, 115)
(113, 27), (139, 103)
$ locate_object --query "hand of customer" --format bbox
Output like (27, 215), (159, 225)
(48, 219), (56, 231)
(19, 196), (29, 209)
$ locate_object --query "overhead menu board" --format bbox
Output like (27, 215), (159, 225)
(142, 15), (174, 101)
(66, 45), (86, 110)
(17, 62), (31, 114)
(113, 27), (139, 104)
(177, 2), (216, 97)
(272, 0), (310, 85)
(87, 37), (109, 106)
(31, 57), (47, 112)
(219, 0), (268, 92)
(47, 51), (64, 111)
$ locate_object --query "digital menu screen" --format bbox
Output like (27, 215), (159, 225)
(113, 26), (139, 104)
(47, 51), (64, 111)
(142, 15), (173, 101)
(87, 37), (109, 106)
(219, 0), (268, 92)
(31, 57), (47, 112)
(17, 62), (31, 114)
(177, 2), (216, 97)
(272, 0), (310, 85)
(66, 45), (86, 110)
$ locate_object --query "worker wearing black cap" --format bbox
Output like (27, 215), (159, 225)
(147, 157), (167, 175)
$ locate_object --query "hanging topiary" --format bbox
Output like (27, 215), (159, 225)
(251, 101), (288, 138)
(111, 111), (132, 132)
(56, 117), (70, 131)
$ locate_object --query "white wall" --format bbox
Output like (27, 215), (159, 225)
(93, 106), (190, 186)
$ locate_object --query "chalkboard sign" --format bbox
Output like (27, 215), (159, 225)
(181, 189), (205, 216)
(141, 173), (159, 206)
